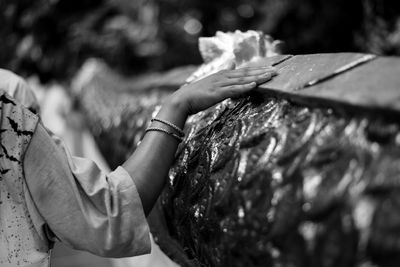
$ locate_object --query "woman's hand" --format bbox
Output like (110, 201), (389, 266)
(125, 65), (276, 214)
(167, 66), (277, 116)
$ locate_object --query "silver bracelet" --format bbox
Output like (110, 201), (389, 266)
(151, 117), (184, 137)
(145, 127), (184, 142)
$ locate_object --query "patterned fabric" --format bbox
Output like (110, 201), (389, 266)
(0, 69), (152, 266)
(0, 69), (40, 113)
(0, 90), (49, 266)
(0, 69), (151, 266)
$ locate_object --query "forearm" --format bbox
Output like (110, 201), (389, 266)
(122, 95), (188, 215)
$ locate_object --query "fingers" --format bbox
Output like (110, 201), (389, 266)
(217, 70), (276, 87)
(253, 72), (276, 85)
(220, 82), (257, 98)
(216, 66), (278, 99)
(225, 66), (276, 78)
(227, 72), (275, 86)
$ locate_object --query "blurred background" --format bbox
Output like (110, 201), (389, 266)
(1, 0), (400, 84)
(1, 0), (400, 266)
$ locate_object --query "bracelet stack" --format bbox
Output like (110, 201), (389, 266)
(151, 118), (185, 137)
(145, 117), (185, 142)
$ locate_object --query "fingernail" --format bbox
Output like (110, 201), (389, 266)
(262, 66), (277, 70)
(262, 72), (272, 77)
(267, 69), (278, 76)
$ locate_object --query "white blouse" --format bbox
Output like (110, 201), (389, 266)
(0, 69), (150, 266)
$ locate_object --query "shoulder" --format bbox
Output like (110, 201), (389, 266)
(0, 79), (39, 151)
(0, 69), (27, 95)
(0, 69), (39, 113)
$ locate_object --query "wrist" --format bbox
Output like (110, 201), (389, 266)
(157, 93), (189, 129)
(164, 92), (190, 117)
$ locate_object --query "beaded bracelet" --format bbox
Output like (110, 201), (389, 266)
(151, 117), (185, 137)
(145, 127), (184, 142)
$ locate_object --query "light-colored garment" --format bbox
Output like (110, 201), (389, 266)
(0, 69), (40, 113)
(0, 89), (48, 267)
(111, 234), (179, 267)
(36, 84), (178, 267)
(0, 70), (151, 266)
(24, 125), (151, 257)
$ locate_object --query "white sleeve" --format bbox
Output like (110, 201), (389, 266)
(24, 123), (151, 257)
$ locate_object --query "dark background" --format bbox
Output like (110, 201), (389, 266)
(1, 0), (400, 83)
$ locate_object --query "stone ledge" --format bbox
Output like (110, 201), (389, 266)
(255, 53), (400, 118)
